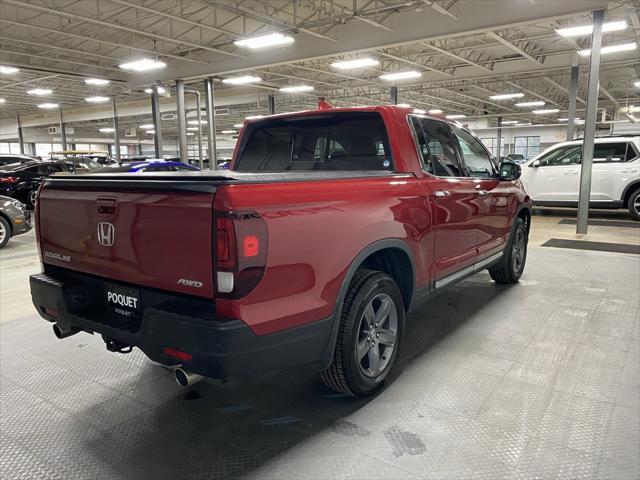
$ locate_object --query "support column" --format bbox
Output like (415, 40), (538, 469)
(16, 114), (25, 155)
(175, 80), (188, 163)
(390, 86), (398, 105)
(268, 94), (275, 115)
(194, 90), (203, 168)
(204, 78), (217, 170)
(151, 85), (163, 158)
(58, 107), (68, 152)
(566, 53), (579, 141)
(112, 99), (121, 162)
(577, 9), (604, 235)
(496, 116), (503, 163)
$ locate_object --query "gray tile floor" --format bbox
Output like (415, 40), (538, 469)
(1, 243), (639, 479)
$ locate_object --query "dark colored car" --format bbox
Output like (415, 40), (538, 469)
(91, 160), (199, 173)
(0, 154), (36, 166)
(0, 195), (31, 249)
(31, 105), (531, 397)
(0, 161), (76, 208)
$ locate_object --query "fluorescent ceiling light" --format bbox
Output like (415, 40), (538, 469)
(27, 88), (52, 96)
(85, 78), (109, 85)
(146, 130), (156, 134)
(0, 98), (5, 104)
(188, 120), (207, 125)
(144, 86), (166, 94)
(579, 42), (637, 56)
(187, 127), (199, 131)
(397, 103), (411, 108)
(85, 96), (110, 103)
(428, 109), (443, 114)
(634, 81), (640, 87)
(0, 65), (19, 74)
(412, 109), (426, 114)
(379, 71), (422, 81)
(98, 127), (115, 133)
(502, 120), (519, 124)
(186, 132), (195, 136)
(220, 130), (236, 134)
(279, 85), (314, 93)
(558, 117), (582, 121)
(233, 123), (244, 128)
(556, 20), (627, 37)
(37, 103), (58, 109)
(515, 101), (545, 107)
(139, 124), (154, 129)
(446, 114), (466, 119)
(331, 58), (379, 69)
(532, 109), (560, 114)
(119, 58), (166, 72)
(234, 33), (294, 49)
(221, 75), (261, 85)
(489, 93), (524, 100)
(245, 115), (265, 120)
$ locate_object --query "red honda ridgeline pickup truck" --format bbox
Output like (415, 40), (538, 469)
(30, 105), (531, 396)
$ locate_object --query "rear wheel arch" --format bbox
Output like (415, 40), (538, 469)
(622, 181), (640, 205)
(0, 212), (13, 234)
(516, 205), (531, 235)
(319, 239), (416, 368)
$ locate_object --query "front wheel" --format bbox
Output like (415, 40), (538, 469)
(489, 217), (528, 284)
(628, 187), (640, 221)
(321, 270), (405, 397)
(0, 216), (11, 249)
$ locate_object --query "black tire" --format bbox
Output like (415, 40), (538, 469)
(628, 187), (640, 221)
(489, 217), (528, 284)
(0, 216), (11, 249)
(320, 269), (405, 397)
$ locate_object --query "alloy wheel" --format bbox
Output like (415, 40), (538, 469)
(0, 222), (6, 245)
(356, 293), (398, 378)
(634, 193), (640, 216)
(512, 228), (526, 273)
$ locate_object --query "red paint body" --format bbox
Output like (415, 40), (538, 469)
(37, 106), (529, 337)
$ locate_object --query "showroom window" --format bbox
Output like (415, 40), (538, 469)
(514, 136), (540, 158)
(410, 116), (464, 177)
(481, 137), (498, 156)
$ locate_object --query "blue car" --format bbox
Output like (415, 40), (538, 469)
(91, 160), (199, 173)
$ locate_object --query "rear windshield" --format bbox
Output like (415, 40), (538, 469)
(234, 112), (393, 172)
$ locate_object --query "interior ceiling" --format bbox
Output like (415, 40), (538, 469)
(1, 0), (639, 136)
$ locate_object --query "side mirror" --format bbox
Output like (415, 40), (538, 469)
(529, 159), (541, 168)
(498, 160), (521, 181)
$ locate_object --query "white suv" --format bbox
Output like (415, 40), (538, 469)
(520, 136), (640, 220)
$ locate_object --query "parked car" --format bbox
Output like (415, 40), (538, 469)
(0, 160), (76, 208)
(0, 195), (31, 249)
(91, 160), (199, 173)
(0, 154), (36, 166)
(30, 105), (531, 396)
(520, 135), (640, 220)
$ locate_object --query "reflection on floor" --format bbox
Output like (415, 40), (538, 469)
(1, 210), (638, 479)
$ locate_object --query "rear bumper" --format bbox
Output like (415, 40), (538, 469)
(30, 271), (333, 380)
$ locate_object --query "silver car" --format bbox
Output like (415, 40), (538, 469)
(0, 195), (31, 249)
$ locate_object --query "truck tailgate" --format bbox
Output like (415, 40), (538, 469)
(38, 177), (217, 299)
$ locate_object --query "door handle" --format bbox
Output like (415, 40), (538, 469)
(434, 190), (451, 197)
(564, 171), (579, 175)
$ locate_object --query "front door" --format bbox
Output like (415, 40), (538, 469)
(524, 144), (582, 202)
(409, 116), (480, 284)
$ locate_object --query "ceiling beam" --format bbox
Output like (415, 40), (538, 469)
(486, 31), (543, 66)
(504, 80), (561, 107)
(0, 48), (122, 72)
(544, 77), (586, 104)
(422, 42), (493, 72)
(422, 1), (457, 20)
(599, 86), (619, 107)
(377, 51), (454, 77)
(2, 0), (242, 57)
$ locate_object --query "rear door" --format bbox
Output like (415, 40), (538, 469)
(409, 116), (480, 284)
(450, 125), (510, 259)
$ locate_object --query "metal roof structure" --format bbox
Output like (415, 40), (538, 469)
(0, 0), (638, 137)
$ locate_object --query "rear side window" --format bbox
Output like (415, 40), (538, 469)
(593, 142), (635, 163)
(410, 116), (464, 177)
(235, 112), (393, 171)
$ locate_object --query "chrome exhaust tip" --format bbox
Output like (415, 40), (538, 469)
(174, 368), (204, 387)
(53, 323), (79, 339)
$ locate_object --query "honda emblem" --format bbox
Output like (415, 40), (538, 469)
(97, 222), (115, 247)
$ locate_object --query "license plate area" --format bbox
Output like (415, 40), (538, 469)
(105, 283), (141, 318)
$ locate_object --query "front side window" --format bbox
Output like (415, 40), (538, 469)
(235, 112), (393, 172)
(537, 145), (582, 166)
(410, 116), (464, 177)
(452, 126), (496, 178)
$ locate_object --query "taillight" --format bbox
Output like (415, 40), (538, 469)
(0, 176), (17, 184)
(214, 211), (267, 298)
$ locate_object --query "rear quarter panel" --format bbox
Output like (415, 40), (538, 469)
(214, 174), (433, 335)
